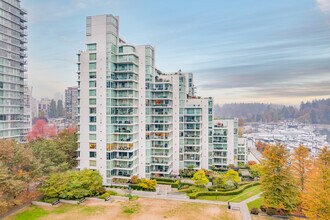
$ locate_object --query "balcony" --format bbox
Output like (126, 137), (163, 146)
(151, 160), (172, 165)
(113, 162), (136, 169)
(112, 121), (135, 126)
(152, 143), (169, 148)
(151, 151), (172, 157)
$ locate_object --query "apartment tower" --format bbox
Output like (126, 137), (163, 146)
(0, 0), (28, 141)
(77, 15), (246, 185)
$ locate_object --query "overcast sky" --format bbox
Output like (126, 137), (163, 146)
(23, 0), (330, 104)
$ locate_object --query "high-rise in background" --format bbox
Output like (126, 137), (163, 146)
(0, 0), (29, 141)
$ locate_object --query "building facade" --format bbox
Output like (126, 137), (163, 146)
(38, 98), (50, 118)
(77, 15), (246, 185)
(65, 86), (78, 124)
(0, 0), (28, 141)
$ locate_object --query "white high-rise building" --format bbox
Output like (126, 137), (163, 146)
(77, 15), (246, 185)
(0, 0), (28, 141)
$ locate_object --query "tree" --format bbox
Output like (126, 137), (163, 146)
(57, 99), (64, 117)
(27, 119), (57, 142)
(260, 144), (299, 212)
(246, 161), (257, 167)
(192, 169), (209, 187)
(301, 147), (330, 219)
(0, 165), (26, 201)
(49, 99), (57, 118)
(53, 128), (78, 167)
(291, 145), (312, 192)
(138, 178), (157, 191)
(39, 169), (103, 199)
(223, 170), (241, 188)
(29, 139), (70, 177)
(256, 141), (267, 153)
(213, 174), (225, 187)
(0, 140), (36, 187)
(250, 164), (262, 178)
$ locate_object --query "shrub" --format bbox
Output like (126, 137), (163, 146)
(171, 180), (180, 188)
(178, 183), (191, 190)
(260, 205), (267, 212)
(250, 208), (260, 215)
(266, 207), (277, 216)
(138, 179), (157, 191)
(40, 197), (59, 204)
(179, 169), (197, 178)
(129, 184), (144, 191)
(99, 190), (117, 199)
(130, 175), (139, 184)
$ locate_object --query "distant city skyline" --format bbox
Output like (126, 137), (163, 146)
(24, 0), (330, 104)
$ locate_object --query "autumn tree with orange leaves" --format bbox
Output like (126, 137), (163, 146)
(291, 145), (312, 192)
(301, 147), (330, 220)
(260, 144), (299, 213)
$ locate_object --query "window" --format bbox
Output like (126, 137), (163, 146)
(89, 53), (96, 60)
(89, 98), (96, 105)
(89, 90), (96, 96)
(87, 43), (96, 51)
(89, 125), (96, 131)
(89, 160), (96, 166)
(77, 64), (80, 71)
(89, 116), (96, 122)
(89, 134), (96, 140)
(89, 72), (96, 79)
(89, 143), (96, 149)
(89, 81), (96, 87)
(89, 152), (97, 158)
(89, 107), (96, 114)
(89, 62), (96, 70)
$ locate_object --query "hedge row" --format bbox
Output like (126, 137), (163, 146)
(157, 181), (173, 185)
(209, 181), (257, 191)
(151, 178), (176, 183)
(129, 184), (155, 192)
(189, 182), (260, 199)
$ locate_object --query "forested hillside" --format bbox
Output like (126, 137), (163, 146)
(215, 98), (330, 124)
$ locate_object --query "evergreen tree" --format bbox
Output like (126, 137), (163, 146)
(57, 99), (64, 117)
(49, 99), (57, 118)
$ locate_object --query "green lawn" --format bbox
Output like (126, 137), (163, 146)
(13, 206), (48, 220)
(247, 197), (264, 210)
(8, 204), (105, 220)
(198, 185), (262, 202)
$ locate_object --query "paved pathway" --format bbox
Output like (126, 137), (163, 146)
(238, 192), (263, 220)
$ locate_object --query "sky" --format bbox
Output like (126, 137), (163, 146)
(22, 0), (330, 105)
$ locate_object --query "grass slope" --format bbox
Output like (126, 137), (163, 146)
(247, 197), (264, 211)
(198, 185), (261, 202)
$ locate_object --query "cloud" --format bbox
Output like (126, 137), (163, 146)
(317, 0), (330, 13)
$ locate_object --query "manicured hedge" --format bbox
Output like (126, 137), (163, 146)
(189, 182), (260, 199)
(129, 184), (144, 191)
(157, 181), (173, 185)
(129, 184), (155, 192)
(151, 178), (176, 183)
